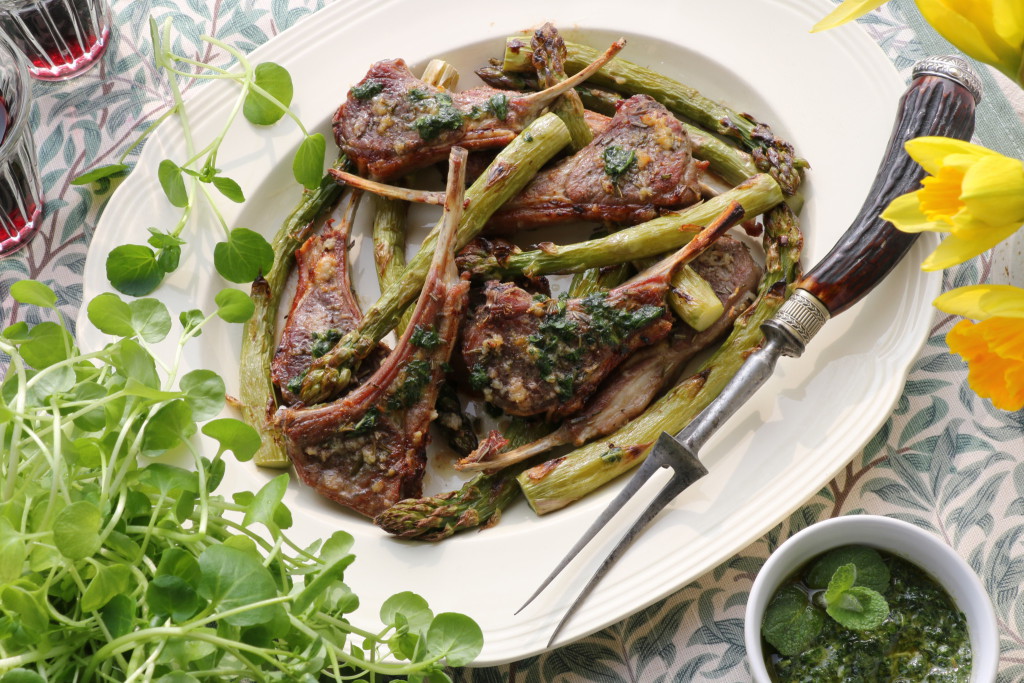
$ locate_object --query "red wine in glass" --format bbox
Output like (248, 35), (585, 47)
(0, 94), (43, 256)
(0, 0), (111, 81)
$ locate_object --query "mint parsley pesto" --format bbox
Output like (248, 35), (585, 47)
(762, 546), (971, 682)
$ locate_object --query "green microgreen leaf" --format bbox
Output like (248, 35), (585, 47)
(201, 418), (261, 461)
(0, 521), (27, 583)
(53, 501), (103, 560)
(215, 287), (255, 323)
(158, 159), (189, 207)
(214, 228), (275, 283)
(106, 244), (166, 296)
(20, 322), (74, 369)
(140, 400), (197, 457)
(128, 297), (172, 343)
(212, 175), (245, 203)
(70, 382), (109, 432)
(138, 463), (198, 497)
(10, 280), (56, 308)
(0, 669), (47, 683)
(761, 584), (825, 657)
(293, 133), (326, 190)
(179, 309), (205, 336)
(197, 544), (281, 626)
(243, 473), (290, 530)
(146, 574), (207, 623)
(81, 564), (133, 612)
(425, 612), (484, 667)
(381, 592), (434, 637)
(100, 595), (135, 639)
(147, 227), (185, 250)
(87, 293), (134, 337)
(293, 548), (356, 614)
(244, 62), (294, 125)
(71, 163), (129, 185)
(179, 369), (226, 421)
(806, 545), (890, 593)
(826, 585), (889, 630)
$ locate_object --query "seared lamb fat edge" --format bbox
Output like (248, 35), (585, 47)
(486, 95), (706, 233)
(275, 148), (470, 518)
(270, 192), (387, 406)
(461, 201), (746, 420)
(332, 40), (623, 181)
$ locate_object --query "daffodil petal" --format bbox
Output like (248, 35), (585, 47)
(916, 0), (1018, 72)
(881, 191), (950, 232)
(947, 317), (1024, 411)
(934, 285), (1024, 320)
(959, 155), (1024, 225)
(993, 0), (1024, 51)
(905, 137), (996, 176)
(811, 0), (891, 32)
(921, 223), (1020, 270)
(979, 286), (1024, 318)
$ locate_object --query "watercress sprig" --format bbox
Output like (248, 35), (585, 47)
(0, 281), (483, 681)
(761, 545), (891, 657)
(76, 16), (326, 298)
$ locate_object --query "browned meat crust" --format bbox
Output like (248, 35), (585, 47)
(486, 95), (705, 233)
(333, 59), (534, 181)
(270, 196), (386, 405)
(461, 277), (673, 419)
(456, 237), (762, 472)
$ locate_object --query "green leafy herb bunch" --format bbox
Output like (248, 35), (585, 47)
(0, 281), (482, 682)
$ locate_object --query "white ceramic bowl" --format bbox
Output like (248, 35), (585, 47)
(744, 515), (998, 682)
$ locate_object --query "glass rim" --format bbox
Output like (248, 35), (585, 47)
(0, 32), (33, 166)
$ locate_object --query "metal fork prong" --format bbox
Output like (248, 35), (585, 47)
(544, 466), (705, 647)
(514, 453), (667, 616)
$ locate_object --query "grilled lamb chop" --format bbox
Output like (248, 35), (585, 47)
(276, 149), (470, 518)
(461, 201), (745, 420)
(458, 236), (762, 471)
(270, 193), (387, 405)
(332, 40), (623, 181)
(485, 95), (705, 233)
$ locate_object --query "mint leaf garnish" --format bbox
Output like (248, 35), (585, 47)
(826, 585), (889, 630)
(806, 545), (890, 593)
(823, 562), (857, 605)
(761, 585), (825, 656)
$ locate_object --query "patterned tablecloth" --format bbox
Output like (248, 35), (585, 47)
(2, 1), (1022, 680)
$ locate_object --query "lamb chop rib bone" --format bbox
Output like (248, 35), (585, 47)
(462, 200), (746, 420)
(276, 148), (470, 518)
(519, 57), (980, 647)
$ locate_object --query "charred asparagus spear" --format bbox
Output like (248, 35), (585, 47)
(298, 112), (571, 405)
(516, 203), (803, 513)
(501, 37), (803, 194)
(239, 157), (350, 468)
(374, 417), (550, 540)
(456, 173), (783, 281)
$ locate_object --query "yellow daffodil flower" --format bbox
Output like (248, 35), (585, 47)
(934, 285), (1024, 411)
(879, 137), (1024, 270)
(813, 0), (1024, 87)
(916, 0), (1024, 86)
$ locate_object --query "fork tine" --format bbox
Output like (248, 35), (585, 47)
(544, 463), (706, 647)
(515, 453), (667, 615)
